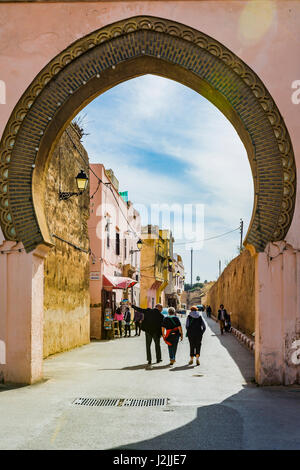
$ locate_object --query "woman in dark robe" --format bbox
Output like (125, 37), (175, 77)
(186, 305), (206, 366)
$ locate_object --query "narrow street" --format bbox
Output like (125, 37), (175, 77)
(1, 317), (300, 450)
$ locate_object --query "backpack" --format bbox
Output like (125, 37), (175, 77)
(186, 315), (205, 336)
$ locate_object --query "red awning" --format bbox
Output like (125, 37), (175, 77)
(103, 275), (138, 289)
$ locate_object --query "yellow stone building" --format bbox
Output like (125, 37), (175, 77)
(140, 225), (172, 308)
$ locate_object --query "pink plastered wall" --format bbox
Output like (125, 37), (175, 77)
(0, 239), (48, 384)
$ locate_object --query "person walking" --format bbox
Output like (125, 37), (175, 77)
(124, 307), (132, 337)
(217, 304), (229, 335)
(114, 305), (124, 338)
(186, 305), (206, 365)
(162, 307), (183, 366)
(206, 305), (212, 318)
(132, 303), (164, 365)
(224, 311), (232, 332)
(133, 308), (143, 336)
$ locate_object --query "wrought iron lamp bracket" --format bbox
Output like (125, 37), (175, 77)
(59, 191), (83, 201)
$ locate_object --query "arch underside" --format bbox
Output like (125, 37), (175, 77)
(0, 16), (296, 253)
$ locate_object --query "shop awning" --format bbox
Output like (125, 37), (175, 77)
(103, 275), (138, 289)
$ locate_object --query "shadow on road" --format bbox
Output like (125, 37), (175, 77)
(170, 365), (197, 372)
(112, 392), (245, 450)
(97, 363), (173, 371)
(0, 378), (50, 392)
(148, 365), (172, 371)
(111, 384), (300, 450)
(122, 364), (150, 371)
(205, 317), (255, 383)
(0, 383), (27, 393)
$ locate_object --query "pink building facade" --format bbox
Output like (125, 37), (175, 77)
(88, 164), (141, 339)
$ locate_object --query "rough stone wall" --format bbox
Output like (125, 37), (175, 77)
(203, 250), (255, 337)
(43, 124), (90, 358)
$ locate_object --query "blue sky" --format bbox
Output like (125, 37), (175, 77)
(77, 75), (254, 281)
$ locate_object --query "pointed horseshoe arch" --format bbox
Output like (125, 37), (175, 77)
(0, 16), (296, 253)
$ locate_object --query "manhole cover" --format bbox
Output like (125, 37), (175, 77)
(72, 398), (169, 407)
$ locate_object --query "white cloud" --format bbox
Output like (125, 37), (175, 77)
(78, 75), (254, 281)
(126, 75), (179, 120)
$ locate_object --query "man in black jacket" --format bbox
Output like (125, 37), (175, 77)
(132, 303), (164, 365)
(217, 304), (230, 335)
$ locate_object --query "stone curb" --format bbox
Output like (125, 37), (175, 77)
(231, 327), (255, 353)
(210, 315), (255, 353)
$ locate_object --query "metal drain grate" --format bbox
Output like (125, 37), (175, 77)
(122, 398), (168, 407)
(73, 398), (120, 407)
(72, 397), (169, 407)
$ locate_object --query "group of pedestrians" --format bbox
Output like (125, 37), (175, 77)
(206, 305), (212, 318)
(114, 302), (231, 365)
(114, 305), (143, 338)
(132, 303), (206, 366)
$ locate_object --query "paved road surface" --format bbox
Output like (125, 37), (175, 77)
(0, 317), (300, 449)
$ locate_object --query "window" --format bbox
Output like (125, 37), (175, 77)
(124, 238), (127, 261)
(116, 232), (120, 256)
(107, 227), (110, 248)
(106, 216), (110, 249)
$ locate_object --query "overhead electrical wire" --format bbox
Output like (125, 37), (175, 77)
(90, 178), (101, 200)
(173, 227), (240, 245)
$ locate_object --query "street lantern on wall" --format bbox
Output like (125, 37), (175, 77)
(130, 238), (143, 255)
(59, 169), (88, 200)
(76, 170), (89, 192)
(136, 239), (143, 251)
(129, 238), (143, 305)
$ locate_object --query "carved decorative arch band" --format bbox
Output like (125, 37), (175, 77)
(0, 16), (296, 252)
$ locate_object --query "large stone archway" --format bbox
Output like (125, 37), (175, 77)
(0, 14), (299, 386)
(0, 16), (296, 254)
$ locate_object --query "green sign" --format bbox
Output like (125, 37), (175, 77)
(119, 191), (128, 202)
